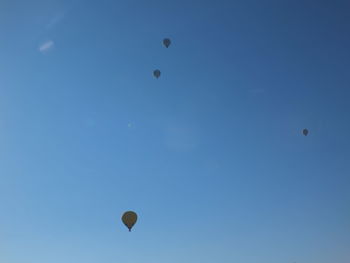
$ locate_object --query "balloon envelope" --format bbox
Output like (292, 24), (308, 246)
(122, 211), (137, 231)
(163, 38), (171, 48)
(153, 69), (161, 78)
(303, 129), (309, 136)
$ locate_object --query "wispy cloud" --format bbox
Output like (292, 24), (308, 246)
(46, 13), (65, 30)
(39, 40), (54, 53)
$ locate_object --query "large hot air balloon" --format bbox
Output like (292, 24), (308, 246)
(122, 211), (137, 232)
(153, 69), (161, 79)
(303, 129), (309, 136)
(163, 38), (171, 48)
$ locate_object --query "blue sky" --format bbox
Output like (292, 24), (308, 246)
(0, 0), (349, 262)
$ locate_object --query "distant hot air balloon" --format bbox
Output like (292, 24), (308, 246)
(122, 211), (137, 232)
(153, 69), (161, 79)
(303, 129), (309, 136)
(163, 38), (171, 48)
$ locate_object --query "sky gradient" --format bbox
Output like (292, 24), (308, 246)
(0, 0), (349, 262)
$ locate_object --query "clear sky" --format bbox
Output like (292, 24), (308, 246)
(0, 0), (349, 262)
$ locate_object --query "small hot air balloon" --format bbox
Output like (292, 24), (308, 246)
(303, 129), (309, 136)
(122, 211), (137, 232)
(153, 69), (161, 79)
(163, 38), (171, 48)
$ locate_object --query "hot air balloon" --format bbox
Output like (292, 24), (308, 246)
(303, 129), (309, 136)
(153, 69), (161, 79)
(163, 38), (171, 48)
(122, 211), (137, 232)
